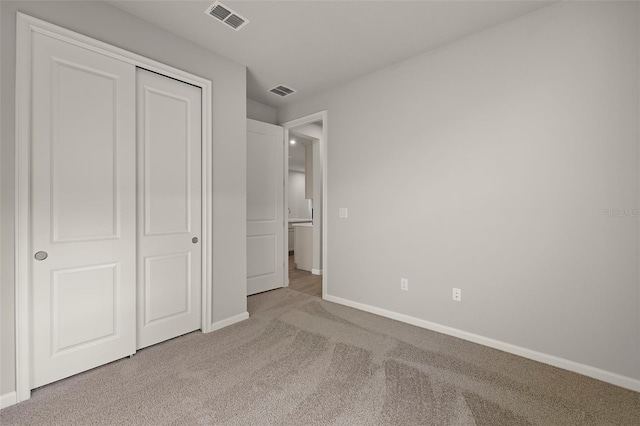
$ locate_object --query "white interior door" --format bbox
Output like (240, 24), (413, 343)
(31, 33), (137, 388)
(247, 119), (285, 295)
(136, 69), (202, 349)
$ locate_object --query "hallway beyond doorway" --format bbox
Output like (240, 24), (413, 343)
(288, 255), (321, 298)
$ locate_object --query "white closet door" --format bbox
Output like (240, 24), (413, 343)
(31, 33), (136, 388)
(136, 69), (202, 350)
(247, 119), (285, 295)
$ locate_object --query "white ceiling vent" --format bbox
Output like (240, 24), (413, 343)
(269, 85), (296, 97)
(205, 1), (249, 31)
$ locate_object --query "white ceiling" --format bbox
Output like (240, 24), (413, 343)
(108, 0), (555, 108)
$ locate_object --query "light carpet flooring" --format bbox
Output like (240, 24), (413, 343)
(2, 288), (639, 425)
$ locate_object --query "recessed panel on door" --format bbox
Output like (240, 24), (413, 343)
(137, 69), (202, 350)
(144, 87), (192, 236)
(247, 235), (276, 278)
(144, 253), (191, 325)
(247, 133), (277, 222)
(52, 61), (119, 242)
(246, 119), (284, 295)
(31, 33), (136, 388)
(52, 264), (118, 353)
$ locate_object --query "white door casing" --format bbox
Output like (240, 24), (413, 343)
(247, 119), (285, 295)
(30, 32), (137, 388)
(136, 69), (202, 349)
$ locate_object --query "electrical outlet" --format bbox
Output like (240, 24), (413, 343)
(338, 208), (348, 218)
(400, 278), (409, 291)
(452, 288), (462, 302)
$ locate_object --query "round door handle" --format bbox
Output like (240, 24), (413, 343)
(34, 251), (48, 261)
(192, 237), (199, 244)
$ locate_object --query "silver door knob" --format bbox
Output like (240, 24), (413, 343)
(192, 237), (198, 244)
(34, 251), (48, 261)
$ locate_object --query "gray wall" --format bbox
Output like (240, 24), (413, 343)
(247, 98), (277, 124)
(279, 1), (640, 380)
(1, 1), (248, 396)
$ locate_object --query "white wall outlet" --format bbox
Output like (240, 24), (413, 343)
(452, 288), (462, 302)
(400, 278), (409, 291)
(338, 208), (348, 218)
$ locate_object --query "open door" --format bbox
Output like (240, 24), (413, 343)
(246, 119), (285, 295)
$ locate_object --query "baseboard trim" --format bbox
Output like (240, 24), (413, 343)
(324, 294), (640, 392)
(210, 312), (249, 332)
(1, 391), (17, 409)
(311, 269), (323, 275)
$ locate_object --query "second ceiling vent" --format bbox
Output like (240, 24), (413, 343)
(205, 1), (249, 31)
(269, 85), (296, 98)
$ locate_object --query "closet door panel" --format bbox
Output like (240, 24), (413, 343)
(31, 33), (137, 388)
(136, 69), (202, 350)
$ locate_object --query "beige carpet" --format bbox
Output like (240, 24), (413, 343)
(2, 288), (639, 425)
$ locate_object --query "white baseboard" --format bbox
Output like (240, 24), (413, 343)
(1, 391), (17, 409)
(311, 269), (323, 275)
(324, 294), (640, 392)
(210, 312), (249, 332)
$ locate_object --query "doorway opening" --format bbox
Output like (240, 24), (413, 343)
(282, 112), (327, 299)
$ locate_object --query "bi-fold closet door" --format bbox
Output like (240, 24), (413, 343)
(30, 32), (202, 389)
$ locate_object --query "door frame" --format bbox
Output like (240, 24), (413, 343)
(14, 13), (214, 403)
(281, 111), (328, 299)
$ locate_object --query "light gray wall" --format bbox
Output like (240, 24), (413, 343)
(247, 98), (277, 124)
(1, 1), (248, 396)
(279, 1), (640, 380)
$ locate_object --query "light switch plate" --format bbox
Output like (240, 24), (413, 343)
(339, 208), (348, 218)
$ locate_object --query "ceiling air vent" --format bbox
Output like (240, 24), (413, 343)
(269, 85), (296, 97)
(205, 1), (249, 31)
